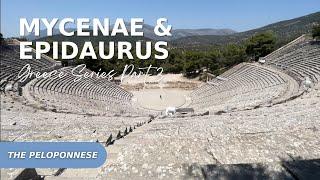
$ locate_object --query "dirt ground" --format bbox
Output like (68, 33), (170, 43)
(132, 88), (191, 111)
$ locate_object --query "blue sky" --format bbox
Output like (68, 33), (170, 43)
(1, 0), (319, 37)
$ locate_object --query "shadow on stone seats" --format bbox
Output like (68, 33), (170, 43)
(14, 168), (42, 180)
(184, 158), (320, 180)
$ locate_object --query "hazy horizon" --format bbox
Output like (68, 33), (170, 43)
(1, 0), (320, 37)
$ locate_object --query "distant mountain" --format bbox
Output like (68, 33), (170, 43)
(26, 23), (236, 41)
(140, 24), (236, 40)
(174, 28), (236, 37)
(29, 12), (319, 49)
(171, 12), (320, 49)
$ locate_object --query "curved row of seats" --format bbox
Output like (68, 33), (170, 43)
(190, 63), (290, 112)
(0, 43), (148, 116)
(24, 66), (142, 115)
(190, 35), (320, 113)
(263, 38), (320, 83)
(0, 45), (57, 91)
(261, 35), (309, 61)
(0, 92), (152, 179)
(101, 82), (320, 179)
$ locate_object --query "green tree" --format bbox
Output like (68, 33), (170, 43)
(183, 51), (204, 77)
(220, 44), (247, 67)
(0, 33), (4, 45)
(312, 24), (320, 40)
(184, 60), (200, 77)
(245, 31), (276, 61)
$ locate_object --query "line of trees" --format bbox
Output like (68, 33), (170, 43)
(0, 33), (4, 45)
(32, 31), (277, 78)
(75, 31), (276, 78)
(312, 24), (320, 40)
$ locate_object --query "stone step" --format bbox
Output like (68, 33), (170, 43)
(36, 168), (59, 176)
(52, 168), (101, 179)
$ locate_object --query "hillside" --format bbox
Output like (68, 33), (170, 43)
(149, 27), (236, 41)
(118, 23), (236, 41)
(171, 12), (320, 49)
(33, 12), (319, 49)
(27, 24), (236, 41)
